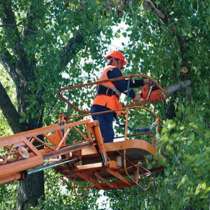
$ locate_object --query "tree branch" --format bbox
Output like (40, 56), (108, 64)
(143, 0), (168, 23)
(143, 0), (190, 70)
(0, 81), (26, 132)
(143, 0), (192, 99)
(59, 31), (84, 70)
(0, 49), (19, 84)
(22, 0), (44, 77)
(176, 34), (190, 68)
(23, 0), (44, 39)
(0, 0), (35, 81)
(0, 48), (32, 103)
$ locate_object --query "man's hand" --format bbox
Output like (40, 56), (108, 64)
(144, 79), (156, 86)
(133, 92), (141, 102)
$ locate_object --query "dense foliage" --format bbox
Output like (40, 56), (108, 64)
(0, 0), (209, 209)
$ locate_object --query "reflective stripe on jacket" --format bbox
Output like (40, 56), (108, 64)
(93, 65), (122, 113)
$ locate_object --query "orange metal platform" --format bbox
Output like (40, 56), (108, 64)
(0, 116), (162, 189)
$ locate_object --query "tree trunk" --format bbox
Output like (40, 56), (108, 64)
(16, 172), (44, 210)
(0, 1), (85, 208)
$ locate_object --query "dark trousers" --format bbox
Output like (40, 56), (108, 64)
(90, 105), (115, 143)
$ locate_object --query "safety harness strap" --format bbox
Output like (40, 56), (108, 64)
(97, 85), (120, 97)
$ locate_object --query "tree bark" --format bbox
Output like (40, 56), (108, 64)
(59, 31), (84, 70)
(0, 1), (86, 209)
(0, 1), (44, 209)
(0, 81), (26, 132)
(16, 172), (44, 210)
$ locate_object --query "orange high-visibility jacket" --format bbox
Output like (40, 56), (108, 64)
(93, 65), (122, 113)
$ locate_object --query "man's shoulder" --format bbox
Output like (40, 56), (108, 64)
(107, 68), (122, 78)
(103, 65), (119, 71)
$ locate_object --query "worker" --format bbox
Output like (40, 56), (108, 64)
(90, 50), (152, 143)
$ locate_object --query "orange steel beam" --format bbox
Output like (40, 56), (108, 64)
(0, 135), (44, 180)
(75, 172), (102, 189)
(73, 126), (90, 141)
(107, 160), (119, 170)
(75, 160), (118, 172)
(0, 119), (94, 184)
(92, 120), (108, 166)
(23, 139), (42, 158)
(106, 168), (131, 187)
(0, 173), (22, 185)
(43, 141), (93, 159)
(0, 113), (159, 189)
(90, 180), (136, 190)
(76, 162), (103, 171)
(105, 140), (156, 154)
(55, 128), (71, 150)
(0, 120), (91, 147)
(81, 140), (156, 157)
(0, 156), (43, 179)
(94, 172), (117, 189)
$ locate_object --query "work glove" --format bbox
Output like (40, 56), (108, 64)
(143, 79), (156, 86)
(133, 93), (142, 102)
